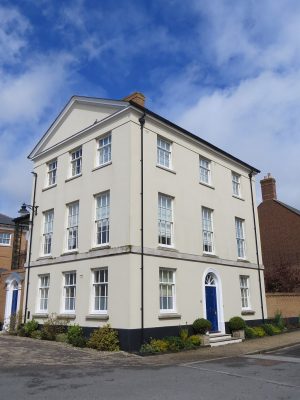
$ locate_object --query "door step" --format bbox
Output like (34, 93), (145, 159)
(209, 333), (242, 347)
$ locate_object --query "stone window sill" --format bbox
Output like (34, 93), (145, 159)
(89, 245), (111, 252)
(61, 251), (78, 256)
(156, 164), (176, 174)
(65, 174), (82, 183)
(199, 182), (215, 190)
(232, 195), (245, 201)
(158, 313), (181, 320)
(85, 314), (109, 321)
(241, 310), (255, 316)
(157, 246), (178, 252)
(203, 253), (218, 258)
(32, 313), (48, 319)
(92, 161), (112, 172)
(42, 184), (57, 192)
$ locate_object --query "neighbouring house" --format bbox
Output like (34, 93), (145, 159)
(25, 92), (267, 350)
(0, 213), (29, 330)
(258, 174), (300, 318)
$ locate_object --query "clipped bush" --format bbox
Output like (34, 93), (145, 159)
(228, 316), (246, 332)
(192, 318), (212, 334)
(87, 324), (120, 351)
(30, 330), (42, 340)
(55, 333), (68, 343)
(245, 326), (256, 339)
(24, 319), (39, 337)
(41, 314), (68, 341)
(67, 324), (86, 347)
(252, 326), (266, 337)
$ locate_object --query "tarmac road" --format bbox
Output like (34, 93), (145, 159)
(0, 331), (300, 399)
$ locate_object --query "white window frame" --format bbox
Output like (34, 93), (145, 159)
(235, 217), (246, 259)
(159, 268), (176, 313)
(38, 274), (50, 313)
(157, 136), (172, 169)
(202, 207), (214, 254)
(95, 191), (110, 246)
(0, 232), (11, 246)
(98, 134), (111, 166)
(47, 159), (57, 186)
(67, 202), (79, 251)
(199, 157), (211, 185)
(70, 147), (82, 177)
(63, 272), (76, 313)
(240, 275), (251, 310)
(42, 210), (54, 255)
(91, 268), (108, 314)
(158, 194), (174, 247)
(232, 172), (241, 197)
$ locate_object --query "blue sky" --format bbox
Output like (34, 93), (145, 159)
(1, 0), (300, 217)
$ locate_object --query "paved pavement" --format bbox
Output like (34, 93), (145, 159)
(0, 330), (300, 399)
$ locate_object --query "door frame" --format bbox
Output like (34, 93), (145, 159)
(202, 268), (225, 334)
(3, 273), (22, 330)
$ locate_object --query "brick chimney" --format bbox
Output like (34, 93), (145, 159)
(260, 173), (277, 201)
(123, 92), (145, 107)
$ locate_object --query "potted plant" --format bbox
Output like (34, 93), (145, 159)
(228, 316), (246, 340)
(192, 318), (212, 346)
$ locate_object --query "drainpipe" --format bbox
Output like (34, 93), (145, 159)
(139, 112), (146, 345)
(23, 171), (38, 324)
(248, 171), (265, 322)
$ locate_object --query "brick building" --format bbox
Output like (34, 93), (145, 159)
(258, 174), (300, 293)
(0, 213), (29, 329)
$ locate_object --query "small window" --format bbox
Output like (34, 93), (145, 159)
(240, 275), (250, 309)
(92, 269), (108, 312)
(70, 148), (82, 177)
(42, 210), (54, 255)
(38, 275), (50, 312)
(67, 202), (79, 251)
(95, 192), (110, 246)
(199, 158), (211, 185)
(0, 232), (11, 246)
(159, 268), (176, 312)
(232, 172), (241, 197)
(47, 160), (57, 186)
(157, 137), (172, 169)
(202, 207), (214, 253)
(158, 194), (173, 246)
(235, 218), (246, 259)
(98, 134), (111, 166)
(63, 272), (76, 312)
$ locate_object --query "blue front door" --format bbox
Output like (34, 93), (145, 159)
(205, 286), (218, 332)
(11, 289), (18, 314)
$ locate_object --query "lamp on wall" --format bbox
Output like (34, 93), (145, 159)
(18, 203), (38, 217)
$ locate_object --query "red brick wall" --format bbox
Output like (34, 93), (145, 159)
(258, 200), (300, 288)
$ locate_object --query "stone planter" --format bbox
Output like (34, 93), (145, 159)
(199, 333), (210, 346)
(232, 329), (245, 340)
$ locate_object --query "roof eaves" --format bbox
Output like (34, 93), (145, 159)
(274, 200), (300, 217)
(129, 101), (260, 174)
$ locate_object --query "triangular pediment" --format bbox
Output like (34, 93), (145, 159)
(29, 96), (129, 159)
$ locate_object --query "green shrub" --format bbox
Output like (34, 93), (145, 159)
(228, 317), (246, 331)
(274, 310), (285, 330)
(192, 318), (212, 334)
(87, 324), (120, 351)
(41, 314), (69, 341)
(24, 319), (39, 337)
(67, 325), (86, 347)
(262, 324), (281, 336)
(245, 326), (256, 339)
(188, 335), (201, 346)
(140, 343), (157, 354)
(179, 328), (189, 342)
(164, 336), (185, 351)
(17, 325), (26, 337)
(55, 333), (68, 343)
(252, 326), (266, 337)
(30, 330), (42, 340)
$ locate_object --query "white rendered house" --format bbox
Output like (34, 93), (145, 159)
(26, 92), (267, 350)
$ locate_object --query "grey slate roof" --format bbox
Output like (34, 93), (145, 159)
(0, 213), (14, 226)
(275, 200), (300, 217)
